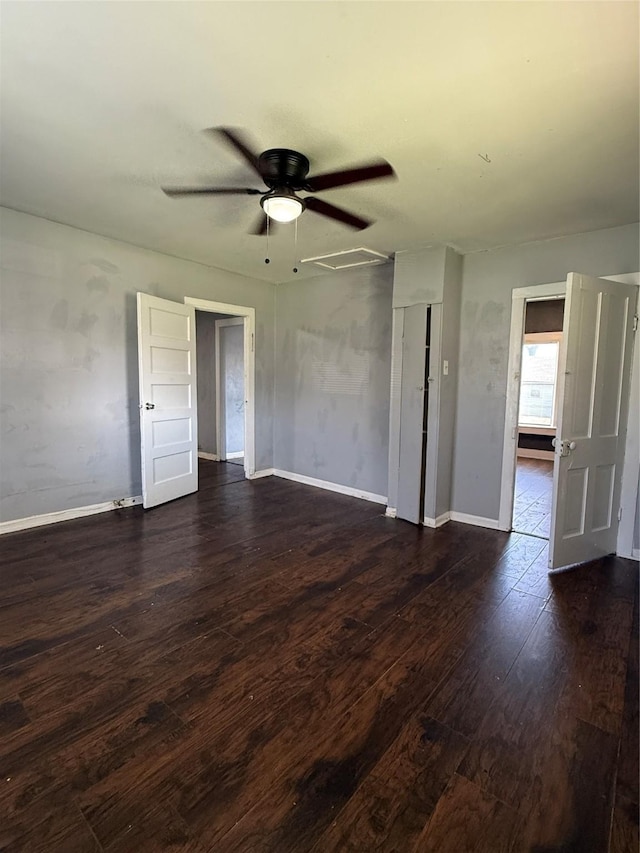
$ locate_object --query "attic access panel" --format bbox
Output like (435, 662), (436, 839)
(300, 247), (390, 271)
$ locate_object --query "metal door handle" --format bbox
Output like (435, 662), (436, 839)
(557, 439), (576, 457)
(145, 402), (155, 410)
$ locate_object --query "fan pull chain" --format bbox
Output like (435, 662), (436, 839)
(292, 217), (298, 273)
(265, 215), (270, 265)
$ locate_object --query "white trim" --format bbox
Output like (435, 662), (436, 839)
(247, 468), (275, 479)
(385, 507), (397, 518)
(300, 247), (389, 271)
(0, 496), (143, 535)
(423, 512), (451, 528)
(498, 294), (529, 530)
(272, 469), (387, 505)
(450, 511), (501, 530)
(386, 308), (405, 513)
(631, 548), (639, 561)
(226, 451), (244, 460)
(185, 297), (256, 478)
(517, 449), (555, 461)
(615, 275), (640, 559)
(198, 451), (220, 461)
(185, 297), (256, 317)
(500, 281), (568, 531)
(512, 282), (566, 300)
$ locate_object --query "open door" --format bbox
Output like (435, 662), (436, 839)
(137, 293), (198, 508)
(549, 273), (637, 569)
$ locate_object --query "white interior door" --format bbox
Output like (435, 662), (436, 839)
(137, 293), (198, 508)
(549, 273), (637, 569)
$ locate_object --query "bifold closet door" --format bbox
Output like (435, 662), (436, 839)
(396, 303), (430, 524)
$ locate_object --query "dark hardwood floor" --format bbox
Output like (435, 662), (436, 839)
(0, 460), (637, 852)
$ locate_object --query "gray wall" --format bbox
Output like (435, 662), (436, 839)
(220, 323), (244, 455)
(275, 264), (393, 497)
(0, 207), (275, 522)
(2, 206), (637, 529)
(452, 222), (640, 520)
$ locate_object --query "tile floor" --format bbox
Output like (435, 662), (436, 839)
(512, 457), (554, 539)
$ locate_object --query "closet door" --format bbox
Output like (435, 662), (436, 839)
(396, 304), (430, 523)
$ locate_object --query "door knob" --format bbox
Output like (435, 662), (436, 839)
(145, 402), (155, 410)
(557, 439), (576, 457)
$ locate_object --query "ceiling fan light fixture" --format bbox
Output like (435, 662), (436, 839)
(261, 192), (304, 223)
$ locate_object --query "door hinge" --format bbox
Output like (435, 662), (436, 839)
(633, 315), (638, 332)
(617, 507), (623, 522)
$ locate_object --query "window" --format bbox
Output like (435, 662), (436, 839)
(519, 332), (562, 427)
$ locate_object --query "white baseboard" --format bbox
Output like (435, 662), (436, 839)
(226, 451), (244, 459)
(247, 468), (275, 479)
(449, 511), (501, 530)
(385, 507), (397, 518)
(198, 451), (220, 461)
(423, 512), (451, 528)
(273, 469), (387, 505)
(0, 496), (143, 535)
(630, 548), (639, 561)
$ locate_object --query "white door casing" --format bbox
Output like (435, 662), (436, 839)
(549, 273), (638, 569)
(184, 297), (256, 477)
(137, 293), (198, 509)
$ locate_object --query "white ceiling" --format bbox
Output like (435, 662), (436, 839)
(1, 1), (638, 283)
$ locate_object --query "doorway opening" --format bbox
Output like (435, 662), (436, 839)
(136, 292), (256, 509)
(498, 273), (639, 569)
(511, 299), (564, 539)
(186, 296), (256, 480)
(195, 312), (246, 473)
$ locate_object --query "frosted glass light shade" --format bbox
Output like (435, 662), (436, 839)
(262, 195), (303, 223)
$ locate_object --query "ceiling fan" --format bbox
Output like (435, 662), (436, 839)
(161, 127), (396, 233)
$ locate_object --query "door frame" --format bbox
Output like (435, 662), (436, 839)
(215, 316), (245, 462)
(498, 273), (639, 560)
(184, 297), (256, 478)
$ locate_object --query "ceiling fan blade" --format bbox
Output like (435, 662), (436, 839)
(162, 186), (262, 197)
(305, 160), (395, 192)
(304, 196), (372, 230)
(249, 214), (280, 236)
(206, 127), (263, 176)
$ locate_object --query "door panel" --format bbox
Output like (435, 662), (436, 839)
(397, 304), (429, 524)
(549, 273), (637, 568)
(137, 293), (198, 508)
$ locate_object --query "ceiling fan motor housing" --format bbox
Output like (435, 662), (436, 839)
(259, 149), (310, 190)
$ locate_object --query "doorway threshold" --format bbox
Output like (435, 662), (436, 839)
(512, 530), (549, 542)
